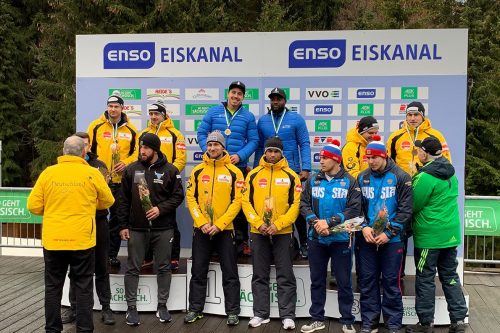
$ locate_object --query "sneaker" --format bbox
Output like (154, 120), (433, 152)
(248, 316), (270, 327)
(301, 320), (325, 333)
(282, 318), (296, 330)
(360, 327), (378, 333)
(449, 321), (466, 333)
(156, 303), (172, 323)
(109, 257), (121, 267)
(242, 241), (252, 256)
(101, 305), (115, 325)
(125, 305), (140, 326)
(226, 314), (239, 326)
(343, 324), (356, 333)
(184, 311), (203, 323)
(171, 260), (179, 271)
(61, 307), (76, 324)
(299, 243), (309, 259)
(405, 322), (433, 333)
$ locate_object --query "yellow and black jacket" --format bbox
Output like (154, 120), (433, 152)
(342, 127), (369, 179)
(386, 118), (451, 176)
(137, 117), (186, 172)
(87, 112), (138, 183)
(186, 152), (244, 231)
(242, 156), (301, 235)
(27, 156), (115, 250)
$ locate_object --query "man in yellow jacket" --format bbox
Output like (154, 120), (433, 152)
(87, 92), (138, 267)
(184, 131), (244, 326)
(342, 116), (380, 179)
(138, 101), (187, 270)
(386, 101), (451, 177)
(28, 135), (114, 333)
(243, 137), (301, 330)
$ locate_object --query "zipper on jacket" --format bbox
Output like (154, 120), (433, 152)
(268, 165), (274, 198)
(211, 159), (216, 205)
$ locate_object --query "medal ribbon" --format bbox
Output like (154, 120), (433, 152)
(224, 106), (241, 131)
(271, 110), (286, 137)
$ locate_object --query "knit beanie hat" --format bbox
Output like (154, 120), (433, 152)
(357, 116), (379, 134)
(149, 101), (167, 117)
(140, 133), (161, 153)
(264, 137), (284, 154)
(365, 135), (387, 158)
(107, 90), (124, 106)
(206, 131), (225, 148)
(406, 101), (425, 117)
(320, 139), (342, 163)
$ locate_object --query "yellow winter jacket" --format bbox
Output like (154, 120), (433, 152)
(87, 112), (138, 183)
(342, 127), (369, 179)
(242, 156), (301, 235)
(386, 118), (451, 176)
(27, 155), (115, 251)
(137, 118), (187, 172)
(186, 152), (244, 231)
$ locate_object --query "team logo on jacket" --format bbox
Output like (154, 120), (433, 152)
(217, 174), (231, 183)
(154, 171), (164, 184)
(103, 131), (112, 139)
(201, 175), (210, 184)
(258, 178), (268, 188)
(401, 141), (411, 150)
(387, 179), (393, 185)
(275, 178), (291, 186)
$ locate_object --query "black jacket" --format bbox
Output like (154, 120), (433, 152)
(86, 152), (109, 219)
(118, 152), (184, 231)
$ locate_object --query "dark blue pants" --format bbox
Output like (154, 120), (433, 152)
(307, 238), (354, 323)
(358, 238), (403, 330)
(414, 247), (468, 324)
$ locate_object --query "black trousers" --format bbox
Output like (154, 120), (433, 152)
(145, 221), (181, 262)
(68, 217), (111, 307)
(108, 183), (122, 258)
(44, 248), (95, 333)
(188, 229), (240, 315)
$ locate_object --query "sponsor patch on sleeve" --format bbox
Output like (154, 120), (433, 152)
(236, 179), (245, 188)
(295, 184), (302, 193)
(176, 142), (186, 150)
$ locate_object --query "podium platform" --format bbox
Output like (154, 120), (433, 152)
(62, 256), (468, 325)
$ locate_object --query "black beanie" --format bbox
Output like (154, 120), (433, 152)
(357, 116), (379, 134)
(140, 133), (161, 153)
(264, 137), (284, 154)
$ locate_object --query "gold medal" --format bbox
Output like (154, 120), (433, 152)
(224, 128), (231, 136)
(110, 143), (117, 151)
(412, 147), (418, 156)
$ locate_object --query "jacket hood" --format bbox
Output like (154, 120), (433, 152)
(346, 127), (368, 146)
(102, 111), (129, 127)
(404, 117), (433, 131)
(257, 154), (290, 170)
(149, 117), (175, 132)
(420, 156), (455, 180)
(203, 150), (232, 166)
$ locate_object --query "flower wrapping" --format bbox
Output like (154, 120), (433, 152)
(204, 190), (214, 226)
(329, 216), (364, 234)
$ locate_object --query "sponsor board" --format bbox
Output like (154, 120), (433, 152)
(310, 136), (341, 147)
(108, 88), (142, 100)
(390, 119), (406, 132)
(185, 135), (199, 147)
(185, 88), (219, 101)
(289, 39), (347, 68)
(347, 87), (385, 100)
(103, 42), (155, 69)
(193, 151), (204, 161)
(146, 88), (180, 100)
(305, 88), (342, 100)
(347, 103), (384, 116)
(305, 104), (341, 116)
(184, 120), (203, 132)
(391, 86), (429, 100)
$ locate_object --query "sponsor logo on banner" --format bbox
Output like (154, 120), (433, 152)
(224, 88), (259, 100)
(185, 136), (199, 147)
(399, 103), (408, 114)
(289, 39), (346, 68)
(306, 88), (341, 100)
(401, 87), (418, 99)
(160, 46), (242, 63)
(193, 152), (203, 161)
(104, 42), (155, 69)
(109, 89), (142, 100)
(358, 104), (374, 116)
(357, 89), (376, 98)
(312, 136), (335, 146)
(201, 175), (211, 184)
(258, 178), (268, 188)
(313, 152), (320, 162)
(185, 104), (217, 116)
(147, 88), (180, 100)
(314, 105), (334, 114)
(315, 120), (331, 132)
(399, 121), (405, 129)
(401, 141), (411, 150)
(185, 88), (219, 100)
(123, 105), (142, 115)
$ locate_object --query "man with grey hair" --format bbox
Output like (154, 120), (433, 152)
(406, 137), (467, 333)
(28, 135), (115, 333)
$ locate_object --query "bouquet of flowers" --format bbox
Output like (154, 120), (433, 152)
(203, 190), (214, 227)
(136, 176), (153, 226)
(262, 196), (275, 243)
(372, 208), (389, 236)
(110, 141), (121, 178)
(329, 216), (364, 234)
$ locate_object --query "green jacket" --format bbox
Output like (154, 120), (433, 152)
(412, 156), (461, 249)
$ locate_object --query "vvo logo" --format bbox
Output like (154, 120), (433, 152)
(289, 40), (346, 68)
(104, 42), (155, 69)
(314, 105), (333, 115)
(357, 89), (376, 98)
(193, 152), (204, 161)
